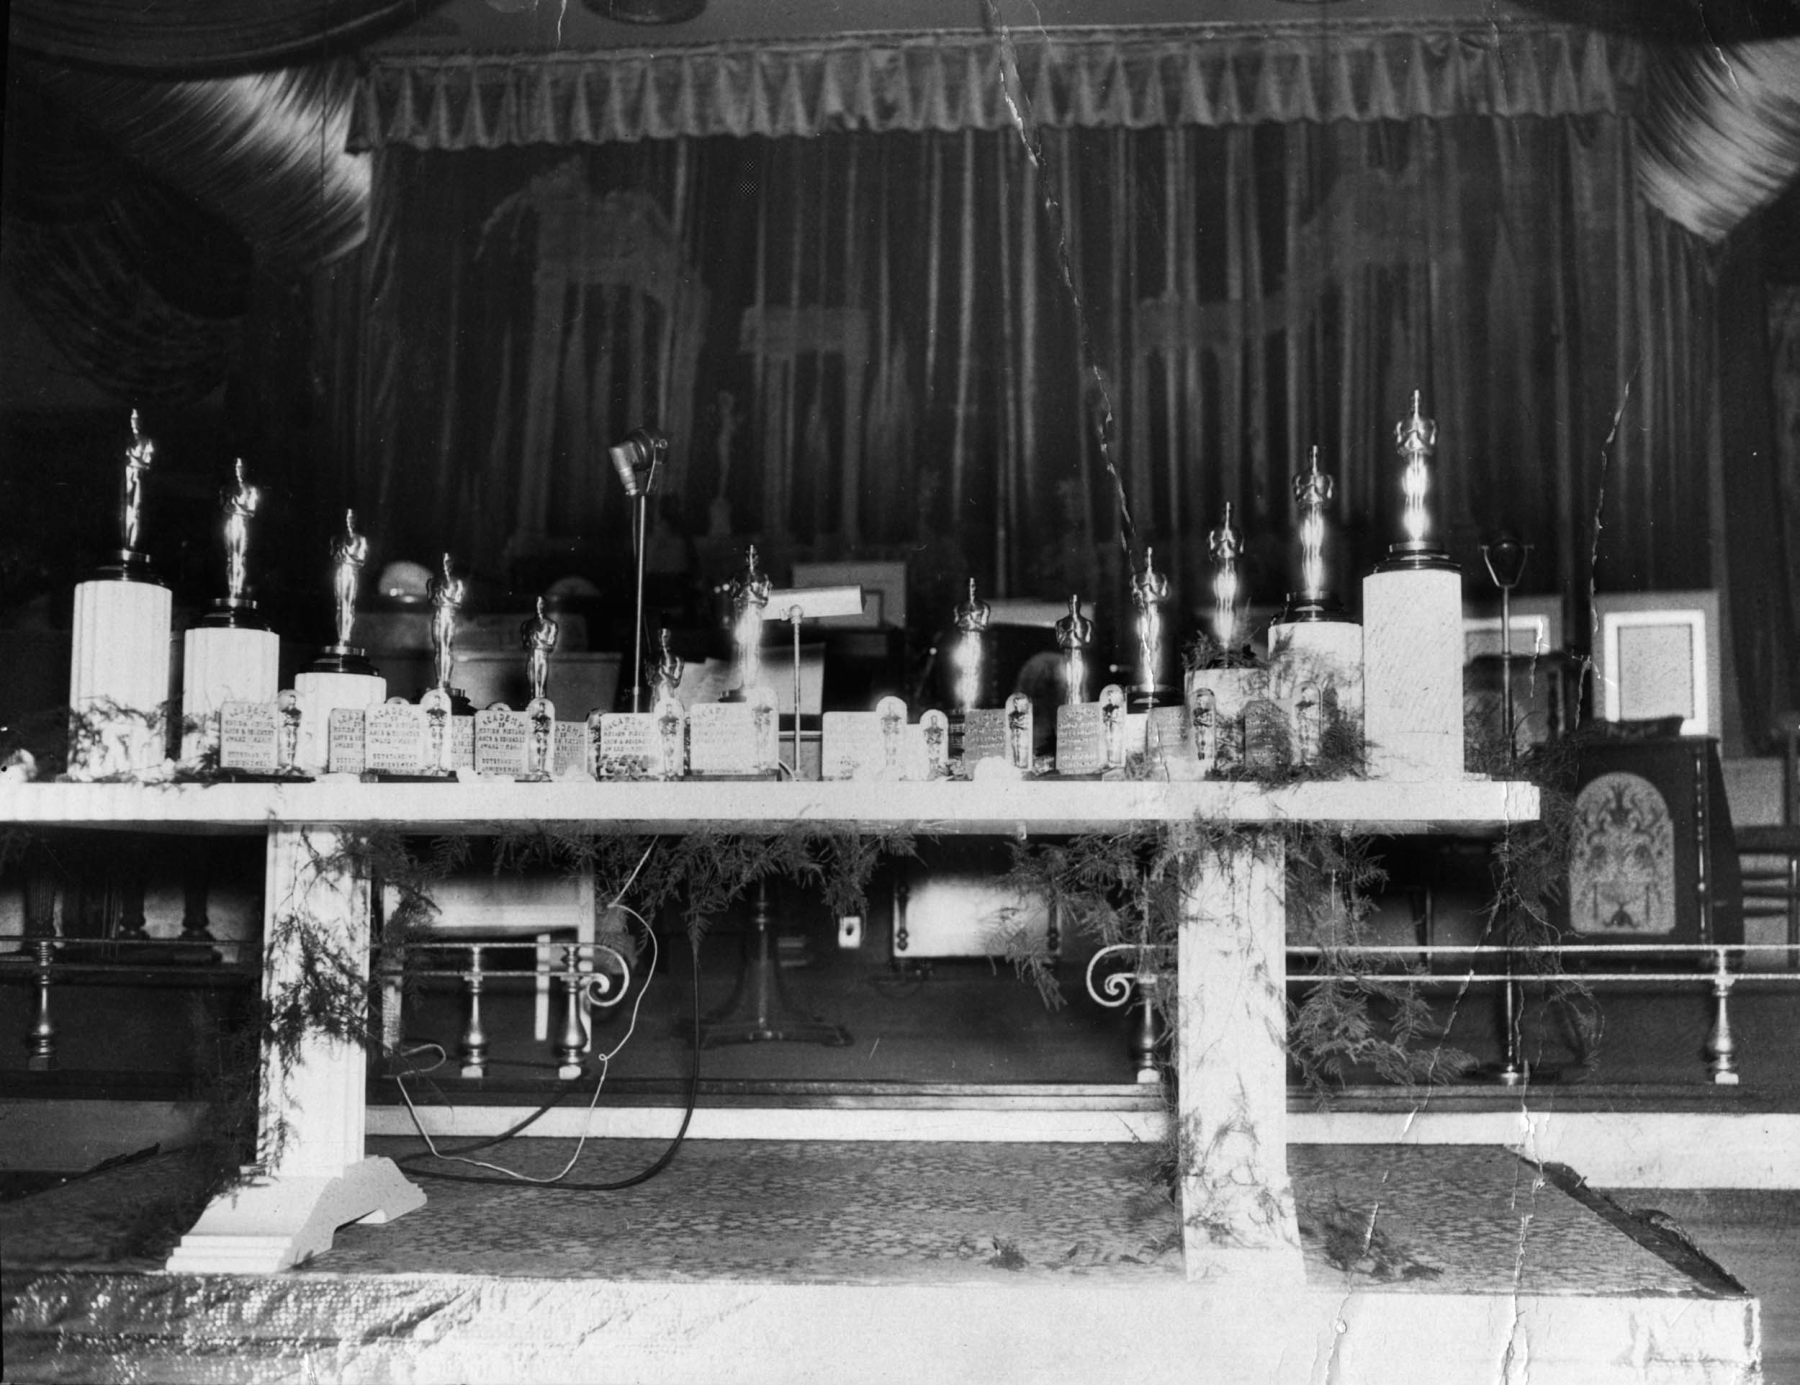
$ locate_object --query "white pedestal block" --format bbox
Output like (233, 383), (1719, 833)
(293, 669), (387, 773)
(181, 625), (281, 762)
(1362, 566), (1465, 780)
(68, 578), (173, 777)
(1268, 619), (1363, 768)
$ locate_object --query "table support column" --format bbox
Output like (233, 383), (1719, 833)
(166, 826), (425, 1273)
(1177, 832), (1302, 1283)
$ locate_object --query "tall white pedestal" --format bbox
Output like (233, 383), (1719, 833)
(1268, 619), (1363, 768)
(181, 625), (281, 762)
(1362, 566), (1464, 781)
(293, 669), (387, 774)
(68, 578), (172, 777)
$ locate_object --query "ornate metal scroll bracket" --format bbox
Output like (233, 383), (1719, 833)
(1086, 942), (1173, 1085)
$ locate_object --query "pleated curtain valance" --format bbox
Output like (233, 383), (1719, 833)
(349, 21), (1643, 150)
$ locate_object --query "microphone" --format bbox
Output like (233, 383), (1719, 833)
(609, 429), (667, 499)
(609, 428), (670, 712)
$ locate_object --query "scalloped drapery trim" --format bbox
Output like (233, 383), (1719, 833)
(350, 22), (1642, 150)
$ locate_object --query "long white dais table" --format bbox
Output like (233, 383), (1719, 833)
(0, 777), (1538, 1280)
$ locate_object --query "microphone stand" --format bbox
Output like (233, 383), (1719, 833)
(609, 430), (668, 713)
(1480, 530), (1531, 1086)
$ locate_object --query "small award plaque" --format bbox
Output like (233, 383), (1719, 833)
(1243, 696), (1291, 774)
(553, 721), (588, 779)
(1005, 694), (1034, 770)
(598, 712), (659, 778)
(960, 708), (1009, 764)
(473, 704), (530, 778)
(420, 688), (455, 776)
(451, 715), (475, 770)
(277, 691), (303, 775)
(326, 706), (367, 775)
(1099, 685), (1129, 769)
(689, 702), (767, 776)
(365, 700), (428, 776)
(1189, 683), (1219, 771)
(585, 711), (605, 779)
(1147, 705), (1194, 763)
(1055, 703), (1105, 776)
(822, 711), (884, 780)
(918, 709), (951, 778)
(520, 697), (556, 781)
(652, 695), (687, 779)
(875, 697), (909, 778)
(218, 700), (280, 774)
(748, 685), (780, 773)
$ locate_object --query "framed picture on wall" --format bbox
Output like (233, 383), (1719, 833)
(1462, 595), (1564, 661)
(1592, 590), (1722, 737)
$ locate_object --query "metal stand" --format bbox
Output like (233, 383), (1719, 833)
(631, 493), (648, 712)
(697, 878), (851, 1049)
(1474, 531), (1544, 1087)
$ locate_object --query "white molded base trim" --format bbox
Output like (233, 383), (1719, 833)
(163, 1156), (426, 1273)
(366, 1103), (1800, 1189)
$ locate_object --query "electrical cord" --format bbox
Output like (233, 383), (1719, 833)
(395, 929), (701, 1191)
(393, 841), (703, 1191)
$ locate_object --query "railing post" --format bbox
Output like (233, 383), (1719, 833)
(1128, 975), (1162, 1085)
(1705, 946), (1739, 1085)
(459, 943), (488, 1079)
(26, 939), (56, 1071)
(557, 944), (587, 1080)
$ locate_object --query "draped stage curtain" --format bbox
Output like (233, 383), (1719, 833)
(339, 24), (1793, 734)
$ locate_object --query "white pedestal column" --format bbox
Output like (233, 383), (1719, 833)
(68, 578), (172, 777)
(1362, 566), (1464, 780)
(180, 625), (281, 762)
(165, 826), (424, 1272)
(1268, 619), (1363, 768)
(1177, 834), (1302, 1283)
(292, 669), (387, 774)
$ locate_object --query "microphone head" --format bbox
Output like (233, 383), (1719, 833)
(609, 429), (667, 498)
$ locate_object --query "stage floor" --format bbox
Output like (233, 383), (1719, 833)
(1, 1139), (1763, 1382)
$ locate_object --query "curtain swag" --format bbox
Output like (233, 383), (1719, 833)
(350, 23), (1641, 150)
(10, 0), (445, 77)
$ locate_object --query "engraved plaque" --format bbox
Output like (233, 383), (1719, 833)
(917, 709), (951, 778)
(521, 697), (556, 780)
(420, 689), (454, 775)
(689, 702), (761, 775)
(365, 701), (427, 775)
(451, 715), (475, 770)
(875, 697), (909, 776)
(747, 686), (780, 772)
(474, 705), (530, 778)
(823, 711), (885, 780)
(218, 700), (280, 773)
(599, 712), (659, 778)
(651, 696), (687, 779)
(553, 721), (588, 779)
(1004, 694), (1034, 769)
(1099, 685), (1129, 769)
(1055, 703), (1105, 775)
(1147, 705), (1194, 762)
(961, 708), (1009, 764)
(326, 706), (367, 775)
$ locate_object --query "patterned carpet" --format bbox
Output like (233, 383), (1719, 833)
(0, 1138), (1741, 1297)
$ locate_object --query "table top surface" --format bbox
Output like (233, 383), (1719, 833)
(0, 775), (1540, 837)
